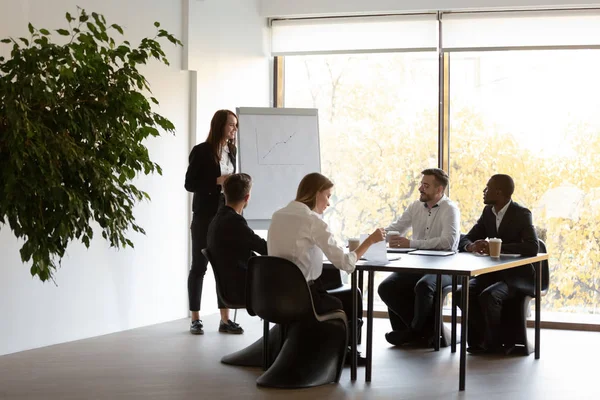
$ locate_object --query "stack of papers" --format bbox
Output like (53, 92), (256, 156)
(360, 234), (401, 263)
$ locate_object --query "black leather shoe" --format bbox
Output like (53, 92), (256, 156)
(466, 345), (486, 354)
(190, 319), (204, 335)
(219, 319), (244, 334)
(503, 344), (521, 356)
(385, 329), (419, 346)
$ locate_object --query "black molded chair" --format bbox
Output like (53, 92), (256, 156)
(201, 248), (242, 322)
(247, 256), (348, 388)
(500, 239), (550, 355)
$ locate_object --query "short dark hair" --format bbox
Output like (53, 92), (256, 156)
(223, 173), (252, 203)
(491, 174), (515, 197)
(421, 168), (449, 188)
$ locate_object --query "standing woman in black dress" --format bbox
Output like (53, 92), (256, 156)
(185, 109), (242, 334)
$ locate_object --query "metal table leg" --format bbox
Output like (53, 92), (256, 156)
(451, 275), (457, 353)
(351, 269), (357, 380)
(434, 274), (442, 351)
(366, 270), (375, 382)
(459, 275), (469, 391)
(535, 261), (541, 360)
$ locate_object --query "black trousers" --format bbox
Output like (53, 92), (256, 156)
(378, 272), (451, 335)
(187, 194), (225, 312)
(455, 272), (517, 348)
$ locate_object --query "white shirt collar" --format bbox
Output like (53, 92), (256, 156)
(423, 194), (447, 209)
(492, 200), (511, 218)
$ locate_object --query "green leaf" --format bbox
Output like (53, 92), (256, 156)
(111, 24), (123, 35)
(1, 38), (12, 44)
(28, 23), (34, 33)
(18, 37), (29, 46)
(39, 28), (50, 35)
(66, 12), (74, 22)
(154, 21), (160, 28)
(56, 29), (70, 36)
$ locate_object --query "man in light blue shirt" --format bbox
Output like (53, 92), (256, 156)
(378, 168), (460, 347)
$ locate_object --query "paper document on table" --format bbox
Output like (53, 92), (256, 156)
(360, 234), (389, 262)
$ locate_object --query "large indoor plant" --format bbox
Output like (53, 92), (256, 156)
(0, 9), (182, 281)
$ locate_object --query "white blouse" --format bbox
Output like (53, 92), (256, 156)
(219, 145), (234, 176)
(267, 201), (357, 282)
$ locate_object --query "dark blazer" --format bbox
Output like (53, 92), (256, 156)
(459, 201), (539, 292)
(207, 206), (267, 304)
(184, 142), (236, 216)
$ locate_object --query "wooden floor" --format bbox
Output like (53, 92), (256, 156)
(1, 313), (598, 400)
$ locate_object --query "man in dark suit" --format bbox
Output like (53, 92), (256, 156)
(207, 173), (267, 334)
(456, 174), (538, 354)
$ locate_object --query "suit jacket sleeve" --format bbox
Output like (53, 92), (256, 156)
(184, 143), (219, 194)
(502, 208), (538, 256)
(242, 223), (268, 256)
(233, 216), (268, 261)
(459, 208), (488, 252)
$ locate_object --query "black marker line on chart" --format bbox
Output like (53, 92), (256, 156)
(262, 131), (297, 160)
(255, 129), (303, 165)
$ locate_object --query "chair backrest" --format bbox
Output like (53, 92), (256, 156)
(201, 248), (244, 309)
(538, 239), (550, 294)
(246, 256), (315, 324)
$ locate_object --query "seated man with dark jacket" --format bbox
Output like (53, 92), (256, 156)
(456, 174), (538, 354)
(207, 173), (267, 334)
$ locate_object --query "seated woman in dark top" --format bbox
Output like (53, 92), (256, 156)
(207, 173), (267, 334)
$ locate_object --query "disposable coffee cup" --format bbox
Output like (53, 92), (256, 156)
(348, 238), (360, 252)
(387, 230), (400, 243)
(489, 238), (502, 258)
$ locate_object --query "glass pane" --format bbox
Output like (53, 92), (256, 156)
(449, 50), (600, 320)
(284, 53), (438, 308)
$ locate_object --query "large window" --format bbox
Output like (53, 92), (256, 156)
(285, 53), (438, 240)
(278, 11), (600, 322)
(284, 53), (438, 307)
(449, 50), (600, 319)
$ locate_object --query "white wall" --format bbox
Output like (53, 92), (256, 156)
(188, 0), (271, 143)
(0, 0), (191, 355)
(185, 0), (271, 313)
(0, 0), (271, 356)
(260, 0), (600, 17)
